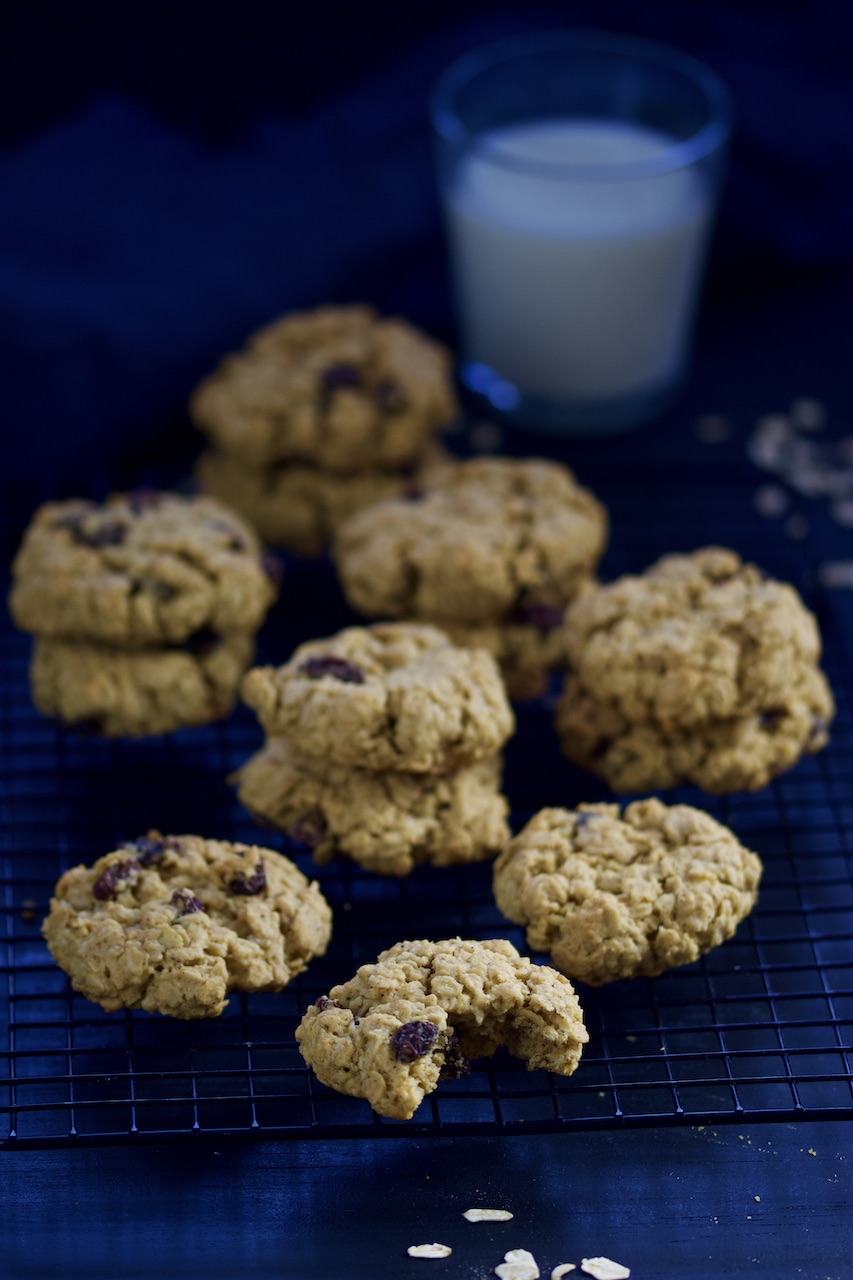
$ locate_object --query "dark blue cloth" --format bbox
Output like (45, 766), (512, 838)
(2, 5), (851, 488)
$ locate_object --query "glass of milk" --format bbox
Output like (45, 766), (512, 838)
(431, 31), (731, 433)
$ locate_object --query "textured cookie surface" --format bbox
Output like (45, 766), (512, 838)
(555, 666), (834, 794)
(10, 492), (277, 646)
(443, 613), (570, 701)
(190, 304), (457, 472)
(241, 622), (515, 772)
(296, 937), (588, 1119)
(334, 457), (607, 625)
(32, 633), (255, 737)
(493, 800), (763, 985)
(562, 547), (826, 730)
(196, 445), (454, 555)
(42, 833), (332, 1018)
(234, 737), (510, 876)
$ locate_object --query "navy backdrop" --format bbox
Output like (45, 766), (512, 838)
(2, 1), (852, 490)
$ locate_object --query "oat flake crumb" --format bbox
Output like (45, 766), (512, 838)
(581, 1259), (631, 1280)
(790, 397), (826, 431)
(552, 1266), (578, 1279)
(753, 483), (790, 518)
(818, 561), (853, 589)
(496, 1248), (540, 1280)
(408, 1243), (452, 1259)
(464, 1209), (515, 1222)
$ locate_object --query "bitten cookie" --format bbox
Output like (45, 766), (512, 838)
(10, 492), (277, 647)
(189, 304), (458, 472)
(31, 632), (255, 737)
(241, 622), (515, 773)
(334, 456), (607, 625)
(493, 800), (763, 985)
(296, 937), (588, 1119)
(42, 832), (332, 1018)
(233, 737), (511, 876)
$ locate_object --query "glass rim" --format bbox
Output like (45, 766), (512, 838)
(430, 28), (732, 180)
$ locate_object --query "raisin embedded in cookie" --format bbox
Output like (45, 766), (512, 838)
(333, 456), (607, 626)
(493, 800), (763, 985)
(295, 937), (588, 1119)
(562, 547), (826, 730)
(42, 833), (332, 1018)
(240, 622), (515, 773)
(189, 304), (458, 473)
(10, 492), (278, 647)
(233, 737), (511, 876)
(31, 632), (255, 737)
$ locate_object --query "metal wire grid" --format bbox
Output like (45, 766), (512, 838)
(1, 496), (852, 1147)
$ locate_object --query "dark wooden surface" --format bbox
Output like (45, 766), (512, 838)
(4, 1122), (852, 1278)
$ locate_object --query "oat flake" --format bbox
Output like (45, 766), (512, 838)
(581, 1258), (631, 1280)
(464, 1209), (515, 1222)
(496, 1248), (540, 1280)
(551, 1266), (578, 1279)
(407, 1243), (452, 1259)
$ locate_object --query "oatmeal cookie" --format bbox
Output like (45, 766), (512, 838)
(189, 304), (458, 472)
(493, 800), (762, 985)
(10, 492), (277, 647)
(334, 456), (607, 625)
(443, 610), (570, 701)
(42, 832), (332, 1018)
(562, 547), (826, 730)
(295, 937), (588, 1119)
(196, 444), (454, 555)
(241, 622), (514, 772)
(234, 737), (510, 876)
(554, 666), (834, 794)
(32, 632), (255, 737)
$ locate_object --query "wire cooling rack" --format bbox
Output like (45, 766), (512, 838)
(1, 472), (852, 1148)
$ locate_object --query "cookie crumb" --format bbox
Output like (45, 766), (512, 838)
(581, 1260), (630, 1280)
(754, 1196), (761, 1202)
(790, 397), (826, 431)
(808, 1148), (817, 1156)
(408, 1243), (452, 1259)
(753, 483), (790, 518)
(818, 561), (853, 589)
(464, 1209), (514, 1222)
(552, 1266), (577, 1279)
(694, 414), (732, 443)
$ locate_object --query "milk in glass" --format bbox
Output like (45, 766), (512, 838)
(445, 118), (714, 405)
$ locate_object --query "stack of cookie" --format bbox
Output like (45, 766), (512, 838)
(234, 621), (515, 876)
(333, 456), (609, 699)
(554, 547), (835, 794)
(191, 304), (459, 556)
(9, 492), (278, 737)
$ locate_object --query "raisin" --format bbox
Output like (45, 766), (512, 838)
(515, 603), (565, 632)
(402, 484), (426, 502)
(321, 363), (361, 391)
(121, 834), (178, 866)
(438, 1031), (470, 1081)
(290, 809), (328, 849)
(185, 627), (220, 657)
(127, 490), (164, 514)
(314, 996), (342, 1012)
(92, 859), (141, 901)
(390, 1020), (439, 1063)
(229, 860), (267, 896)
(171, 889), (203, 916)
(374, 378), (408, 414)
(759, 708), (784, 730)
(299, 655), (365, 684)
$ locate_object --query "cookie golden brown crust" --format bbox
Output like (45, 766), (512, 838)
(240, 622), (515, 773)
(10, 492), (277, 647)
(295, 937), (588, 1119)
(189, 304), (458, 472)
(234, 737), (510, 876)
(493, 800), (763, 985)
(334, 456), (608, 626)
(42, 833), (332, 1018)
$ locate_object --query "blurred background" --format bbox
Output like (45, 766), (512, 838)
(2, 0), (852, 496)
